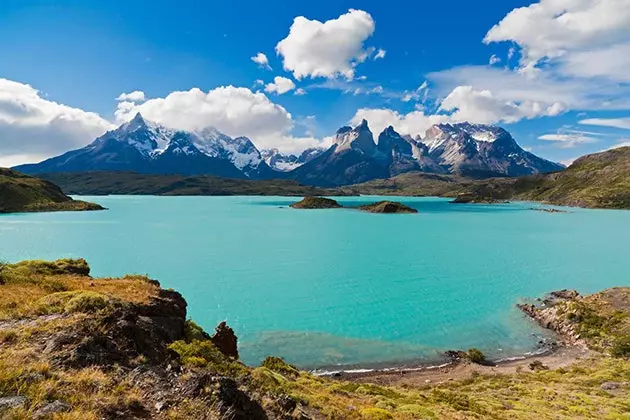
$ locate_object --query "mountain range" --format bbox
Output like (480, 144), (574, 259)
(14, 113), (564, 185)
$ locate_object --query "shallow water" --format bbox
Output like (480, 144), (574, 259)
(1, 196), (628, 369)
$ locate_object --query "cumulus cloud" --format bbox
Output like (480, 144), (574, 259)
(0, 78), (113, 166)
(484, 0), (630, 68)
(294, 88), (307, 96)
(489, 55), (501, 65)
(276, 9), (376, 80)
(114, 85), (332, 154)
(579, 117), (630, 130)
(251, 52), (272, 70)
(439, 86), (565, 124)
(350, 108), (449, 139)
(116, 90), (146, 102)
(484, 0), (630, 84)
(264, 76), (296, 95)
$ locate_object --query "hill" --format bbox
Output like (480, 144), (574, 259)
(0, 168), (104, 213)
(38, 171), (347, 197)
(1, 258), (630, 419)
(354, 147), (630, 209)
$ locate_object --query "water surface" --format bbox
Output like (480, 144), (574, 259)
(1, 196), (628, 369)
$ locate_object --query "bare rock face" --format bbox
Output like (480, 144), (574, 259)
(211, 321), (239, 359)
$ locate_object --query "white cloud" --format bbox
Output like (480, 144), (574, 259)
(440, 86), (565, 124)
(609, 141), (630, 149)
(374, 49), (386, 60)
(484, 0), (630, 69)
(275, 9), (376, 80)
(253, 79), (264, 87)
(0, 78), (113, 166)
(251, 52), (272, 70)
(538, 133), (599, 148)
(116, 90), (146, 102)
(489, 54), (501, 65)
(114, 85), (331, 154)
(580, 117), (630, 130)
(350, 108), (449, 139)
(264, 76), (296, 95)
(294, 88), (307, 96)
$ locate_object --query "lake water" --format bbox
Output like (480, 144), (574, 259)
(1, 196), (628, 370)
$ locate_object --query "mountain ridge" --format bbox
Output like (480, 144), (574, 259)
(14, 115), (563, 186)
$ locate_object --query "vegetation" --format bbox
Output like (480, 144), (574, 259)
(39, 171), (349, 197)
(3, 258), (630, 419)
(353, 147), (630, 209)
(0, 168), (104, 213)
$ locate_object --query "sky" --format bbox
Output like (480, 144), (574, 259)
(1, 0), (630, 167)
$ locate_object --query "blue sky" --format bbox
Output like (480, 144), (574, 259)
(1, 0), (630, 166)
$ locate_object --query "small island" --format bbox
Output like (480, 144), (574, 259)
(0, 168), (104, 214)
(290, 196), (342, 209)
(450, 193), (500, 204)
(358, 200), (418, 214)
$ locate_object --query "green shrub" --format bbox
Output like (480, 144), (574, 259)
(12, 258), (90, 277)
(65, 292), (111, 313)
(261, 356), (299, 377)
(466, 348), (486, 364)
(529, 360), (549, 371)
(611, 335), (630, 358)
(168, 339), (247, 376)
(36, 291), (111, 314)
(183, 320), (210, 342)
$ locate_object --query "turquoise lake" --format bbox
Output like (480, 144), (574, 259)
(1, 196), (628, 370)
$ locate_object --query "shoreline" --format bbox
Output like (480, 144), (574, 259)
(322, 292), (592, 385)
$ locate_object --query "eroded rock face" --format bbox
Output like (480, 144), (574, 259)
(211, 321), (239, 359)
(518, 290), (585, 346)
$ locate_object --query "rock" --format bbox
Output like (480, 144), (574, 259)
(290, 196), (342, 209)
(33, 400), (71, 418)
(211, 321), (239, 359)
(601, 382), (621, 390)
(357, 201), (418, 214)
(0, 396), (27, 411)
(450, 193), (499, 204)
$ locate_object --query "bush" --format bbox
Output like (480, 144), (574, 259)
(12, 258), (90, 277)
(261, 356), (299, 377)
(611, 335), (630, 358)
(466, 348), (486, 364)
(168, 339), (247, 376)
(183, 320), (210, 342)
(529, 360), (549, 371)
(359, 407), (393, 420)
(36, 291), (112, 314)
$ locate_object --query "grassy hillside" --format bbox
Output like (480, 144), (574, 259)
(354, 147), (630, 209)
(0, 168), (103, 213)
(2, 258), (630, 419)
(39, 171), (349, 197)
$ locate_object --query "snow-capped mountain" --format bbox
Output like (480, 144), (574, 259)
(422, 123), (564, 177)
(292, 120), (563, 186)
(261, 148), (325, 172)
(14, 113), (274, 179)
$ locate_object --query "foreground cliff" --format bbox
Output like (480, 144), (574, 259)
(2, 259), (630, 419)
(0, 168), (103, 213)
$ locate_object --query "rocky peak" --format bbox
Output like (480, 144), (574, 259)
(377, 126), (413, 157)
(334, 119), (376, 155)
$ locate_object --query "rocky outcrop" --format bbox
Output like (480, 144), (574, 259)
(518, 290), (586, 346)
(450, 193), (500, 204)
(358, 201), (418, 214)
(290, 196), (342, 209)
(211, 321), (239, 359)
